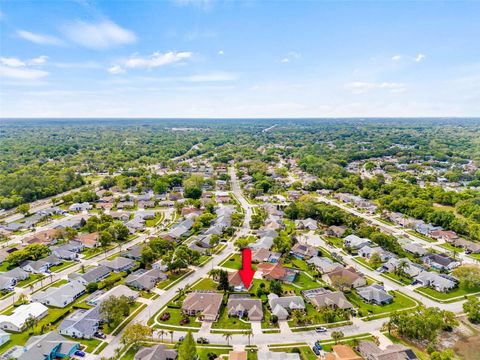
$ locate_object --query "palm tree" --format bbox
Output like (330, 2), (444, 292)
(169, 330), (174, 343)
(243, 330), (253, 346)
(223, 333), (232, 346)
(158, 329), (165, 341)
(331, 330), (344, 344)
(395, 259), (408, 279)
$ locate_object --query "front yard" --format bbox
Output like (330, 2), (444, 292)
(415, 285), (480, 301)
(345, 290), (417, 317)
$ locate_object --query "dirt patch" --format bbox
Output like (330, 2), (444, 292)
(454, 333), (480, 360)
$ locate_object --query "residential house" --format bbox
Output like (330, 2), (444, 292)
(307, 291), (353, 310)
(125, 268), (167, 291)
(401, 243), (427, 257)
(294, 218), (318, 231)
(86, 285), (139, 306)
(20, 259), (50, 274)
(414, 221), (441, 236)
(414, 271), (456, 292)
(58, 305), (102, 339)
(122, 245), (143, 261)
(134, 344), (178, 360)
(0, 330), (10, 347)
(99, 256), (135, 272)
(422, 253), (460, 270)
(32, 280), (86, 308)
(228, 271), (249, 291)
(256, 263), (287, 281)
(69, 202), (92, 212)
(327, 226), (347, 238)
(356, 284), (393, 305)
(0, 302), (48, 332)
(325, 344), (362, 360)
(227, 295), (263, 321)
(358, 246), (395, 262)
(322, 268), (367, 290)
(290, 243), (318, 259)
(182, 291), (223, 322)
(76, 232), (100, 248)
(68, 265), (111, 286)
(268, 293), (305, 320)
(229, 351), (247, 360)
(257, 351), (301, 360)
(343, 235), (371, 251)
(378, 258), (423, 278)
(357, 340), (418, 360)
(18, 331), (80, 360)
(307, 257), (343, 274)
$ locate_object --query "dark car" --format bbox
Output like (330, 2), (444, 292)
(74, 350), (86, 357)
(94, 331), (106, 339)
(314, 341), (323, 351)
(312, 346), (320, 356)
(196, 337), (209, 344)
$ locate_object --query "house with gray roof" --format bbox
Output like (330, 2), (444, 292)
(357, 340), (418, 360)
(68, 265), (111, 285)
(358, 246), (395, 262)
(122, 245), (143, 260)
(343, 235), (371, 250)
(125, 268), (167, 290)
(134, 344), (178, 360)
(18, 331), (80, 360)
(422, 253), (460, 270)
(20, 260), (49, 274)
(58, 305), (102, 339)
(414, 271), (456, 292)
(268, 293), (305, 320)
(32, 280), (86, 308)
(307, 290), (353, 310)
(99, 256), (135, 272)
(401, 243), (427, 257)
(378, 258), (423, 278)
(357, 284), (393, 305)
(227, 295), (263, 321)
(307, 257), (343, 274)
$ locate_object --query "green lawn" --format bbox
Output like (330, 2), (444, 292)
(191, 277), (218, 291)
(17, 274), (44, 288)
(197, 347), (231, 360)
(283, 258), (311, 273)
(416, 285), (480, 301)
(323, 236), (344, 249)
(345, 290), (417, 317)
(220, 253), (243, 270)
(211, 305), (252, 330)
(155, 307), (202, 328)
(0, 262), (12, 272)
(146, 212), (165, 227)
(381, 272), (412, 285)
(65, 336), (101, 353)
(157, 269), (192, 290)
(406, 230), (436, 243)
(50, 261), (76, 272)
(293, 272), (321, 292)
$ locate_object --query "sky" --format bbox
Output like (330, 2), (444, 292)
(0, 0), (479, 118)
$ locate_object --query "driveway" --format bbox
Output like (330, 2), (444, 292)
(251, 321), (263, 335)
(278, 320), (292, 334)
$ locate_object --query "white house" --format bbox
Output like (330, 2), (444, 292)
(32, 280), (86, 308)
(0, 329), (10, 346)
(0, 302), (48, 332)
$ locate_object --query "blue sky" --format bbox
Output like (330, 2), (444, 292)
(0, 0), (479, 118)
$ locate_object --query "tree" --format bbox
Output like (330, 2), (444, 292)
(17, 203), (30, 215)
(121, 323), (152, 347)
(178, 331), (197, 360)
(218, 270), (230, 292)
(100, 295), (131, 328)
(141, 246), (157, 268)
(223, 333), (232, 345)
(269, 280), (283, 296)
(452, 264), (480, 290)
(463, 297), (480, 324)
(368, 252), (382, 269)
(243, 329), (253, 346)
(184, 175), (204, 200)
(23, 314), (37, 333)
(331, 330), (344, 344)
(86, 282), (98, 293)
(99, 230), (114, 248)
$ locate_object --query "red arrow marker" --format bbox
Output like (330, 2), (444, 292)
(239, 248), (255, 289)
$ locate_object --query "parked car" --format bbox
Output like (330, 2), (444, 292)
(312, 346), (320, 356)
(74, 350), (86, 357)
(196, 337), (209, 344)
(179, 336), (185, 342)
(94, 331), (106, 339)
(315, 327), (327, 333)
(314, 341), (323, 351)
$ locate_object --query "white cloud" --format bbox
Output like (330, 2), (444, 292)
(346, 81), (406, 94)
(63, 20), (136, 50)
(218, 50), (224, 55)
(391, 55), (401, 61)
(184, 72), (238, 82)
(280, 51), (301, 64)
(0, 57), (26, 67)
(17, 30), (63, 46)
(0, 56), (49, 81)
(173, 0), (213, 10)
(415, 53), (426, 62)
(108, 65), (125, 74)
(0, 66), (48, 80)
(109, 51), (193, 74)
(29, 55), (49, 65)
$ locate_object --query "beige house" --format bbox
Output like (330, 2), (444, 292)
(182, 291), (223, 322)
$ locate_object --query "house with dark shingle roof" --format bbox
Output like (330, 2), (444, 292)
(18, 331), (80, 360)
(227, 294), (263, 321)
(134, 344), (178, 360)
(356, 284), (393, 305)
(182, 291), (223, 322)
